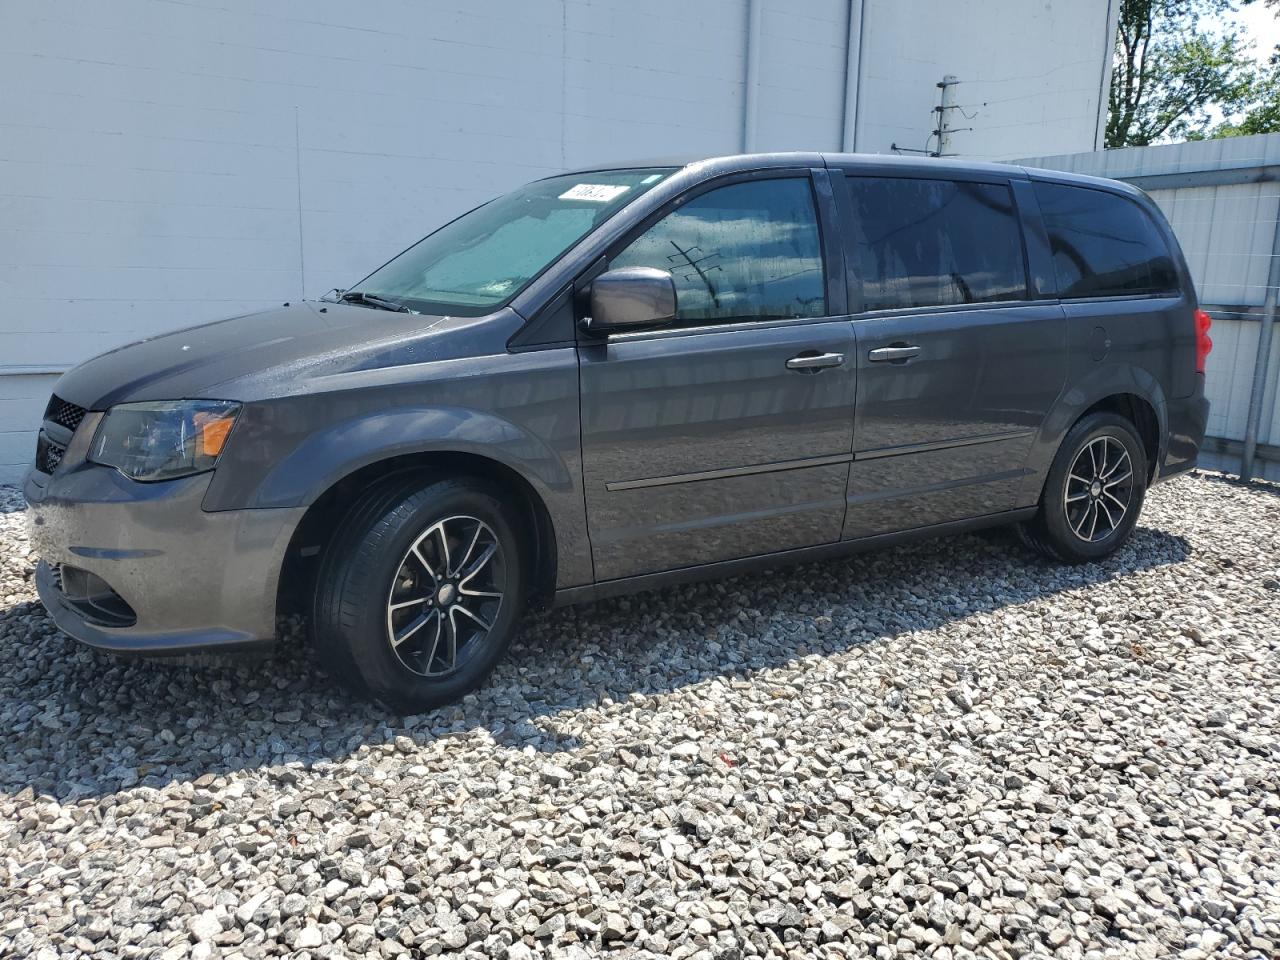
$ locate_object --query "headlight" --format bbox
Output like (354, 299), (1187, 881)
(89, 400), (241, 482)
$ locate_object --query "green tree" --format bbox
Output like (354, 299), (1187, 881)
(1214, 0), (1280, 135)
(1208, 63), (1280, 135)
(1107, 0), (1256, 147)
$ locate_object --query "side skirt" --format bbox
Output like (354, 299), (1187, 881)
(552, 507), (1038, 607)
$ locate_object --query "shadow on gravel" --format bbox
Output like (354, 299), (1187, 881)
(1194, 468), (1280, 497)
(0, 524), (1190, 802)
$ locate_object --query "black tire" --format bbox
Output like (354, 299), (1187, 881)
(1017, 412), (1148, 564)
(313, 475), (525, 712)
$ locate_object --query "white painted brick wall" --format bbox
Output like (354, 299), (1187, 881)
(855, 0), (1115, 160)
(0, 0), (1114, 482)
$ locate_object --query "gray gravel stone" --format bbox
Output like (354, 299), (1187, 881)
(1, 473), (1278, 959)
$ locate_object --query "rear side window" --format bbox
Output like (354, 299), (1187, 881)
(1033, 183), (1180, 299)
(844, 177), (1027, 312)
(610, 177), (826, 324)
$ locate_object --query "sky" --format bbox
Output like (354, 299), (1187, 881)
(1234, 1), (1280, 65)
(1195, 2), (1280, 129)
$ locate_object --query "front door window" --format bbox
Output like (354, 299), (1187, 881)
(610, 177), (827, 325)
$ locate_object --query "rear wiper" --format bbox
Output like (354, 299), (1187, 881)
(340, 290), (412, 313)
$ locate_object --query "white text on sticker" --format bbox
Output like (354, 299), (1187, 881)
(559, 183), (630, 202)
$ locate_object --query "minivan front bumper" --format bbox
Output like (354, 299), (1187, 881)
(25, 465), (303, 653)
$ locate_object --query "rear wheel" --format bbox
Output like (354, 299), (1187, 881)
(1017, 412), (1148, 563)
(313, 476), (525, 712)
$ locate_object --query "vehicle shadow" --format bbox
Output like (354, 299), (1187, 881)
(1195, 468), (1280, 496)
(0, 524), (1191, 802)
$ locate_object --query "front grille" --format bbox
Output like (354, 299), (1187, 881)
(35, 394), (88, 475)
(44, 395), (87, 433)
(35, 430), (66, 475)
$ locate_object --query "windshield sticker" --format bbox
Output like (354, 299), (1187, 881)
(641, 174), (663, 184)
(559, 183), (631, 202)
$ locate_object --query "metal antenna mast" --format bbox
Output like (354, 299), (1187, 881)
(933, 75), (970, 157)
(891, 75), (975, 157)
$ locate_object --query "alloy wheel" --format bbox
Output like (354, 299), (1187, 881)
(1063, 436), (1134, 544)
(384, 515), (505, 677)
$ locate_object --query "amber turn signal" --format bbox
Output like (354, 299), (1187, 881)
(195, 410), (237, 458)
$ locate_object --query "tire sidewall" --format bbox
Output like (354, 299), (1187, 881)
(1041, 413), (1148, 562)
(340, 480), (525, 711)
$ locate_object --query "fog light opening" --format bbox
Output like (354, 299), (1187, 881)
(53, 563), (138, 628)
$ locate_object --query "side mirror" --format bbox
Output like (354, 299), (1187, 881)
(582, 267), (676, 335)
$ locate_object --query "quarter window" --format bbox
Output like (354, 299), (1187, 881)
(610, 177), (826, 323)
(844, 177), (1027, 312)
(1033, 183), (1180, 299)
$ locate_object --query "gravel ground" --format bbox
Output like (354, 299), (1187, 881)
(1, 472), (1278, 960)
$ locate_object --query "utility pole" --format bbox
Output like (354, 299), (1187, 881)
(891, 75), (974, 158)
(934, 75), (960, 157)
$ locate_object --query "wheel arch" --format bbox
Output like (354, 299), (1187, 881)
(276, 450), (560, 623)
(1078, 393), (1160, 481)
(1019, 364), (1168, 506)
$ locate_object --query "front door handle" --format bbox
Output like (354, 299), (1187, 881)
(786, 351), (845, 372)
(868, 344), (921, 363)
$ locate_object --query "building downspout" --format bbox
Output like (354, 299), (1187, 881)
(840, 0), (866, 152)
(1094, 0), (1120, 150)
(743, 0), (764, 152)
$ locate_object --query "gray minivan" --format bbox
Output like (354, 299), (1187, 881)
(26, 153), (1211, 711)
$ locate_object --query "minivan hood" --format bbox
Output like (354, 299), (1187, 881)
(52, 302), (461, 410)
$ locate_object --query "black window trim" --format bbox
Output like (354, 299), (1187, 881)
(828, 163), (1019, 187)
(844, 296), (1051, 324)
(1044, 291), (1187, 307)
(573, 167), (834, 340)
(836, 171), (1036, 320)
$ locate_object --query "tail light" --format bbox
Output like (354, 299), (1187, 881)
(1195, 308), (1213, 375)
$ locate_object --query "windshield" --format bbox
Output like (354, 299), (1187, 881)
(346, 168), (675, 315)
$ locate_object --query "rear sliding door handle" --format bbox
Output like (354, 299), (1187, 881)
(868, 344), (921, 363)
(786, 351), (845, 372)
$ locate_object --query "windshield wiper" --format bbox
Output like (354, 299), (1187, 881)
(340, 290), (412, 313)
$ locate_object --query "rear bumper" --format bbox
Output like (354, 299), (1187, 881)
(25, 465), (304, 653)
(1156, 386), (1210, 484)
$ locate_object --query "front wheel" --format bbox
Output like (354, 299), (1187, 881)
(1017, 412), (1148, 563)
(313, 476), (526, 712)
